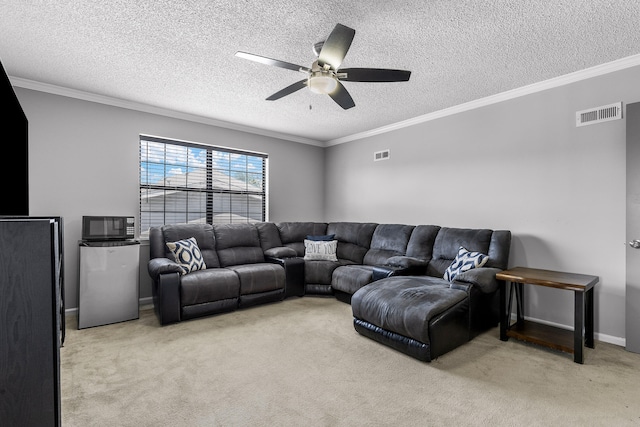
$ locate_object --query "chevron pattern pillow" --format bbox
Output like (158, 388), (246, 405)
(166, 237), (206, 275)
(443, 246), (489, 282)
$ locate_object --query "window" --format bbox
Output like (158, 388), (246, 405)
(139, 135), (267, 236)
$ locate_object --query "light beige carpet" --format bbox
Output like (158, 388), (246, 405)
(61, 297), (640, 426)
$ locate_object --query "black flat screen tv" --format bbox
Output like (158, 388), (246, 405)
(0, 59), (29, 215)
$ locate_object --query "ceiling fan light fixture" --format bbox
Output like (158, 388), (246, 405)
(308, 71), (338, 94)
(236, 23), (411, 109)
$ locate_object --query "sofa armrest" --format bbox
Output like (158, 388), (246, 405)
(148, 258), (182, 325)
(148, 257), (183, 280)
(264, 246), (298, 258)
(385, 256), (429, 270)
(151, 271), (181, 325)
(371, 265), (408, 281)
(266, 256), (305, 297)
(374, 256), (428, 280)
(451, 267), (503, 335)
(451, 267), (502, 294)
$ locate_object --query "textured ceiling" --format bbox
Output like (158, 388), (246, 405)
(2, 1), (640, 145)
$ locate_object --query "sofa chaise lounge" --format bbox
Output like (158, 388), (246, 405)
(148, 221), (511, 361)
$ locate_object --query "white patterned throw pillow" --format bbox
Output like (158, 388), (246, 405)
(303, 239), (338, 261)
(166, 237), (206, 275)
(443, 246), (489, 282)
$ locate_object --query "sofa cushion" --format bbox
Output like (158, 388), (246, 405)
(166, 237), (207, 275)
(305, 259), (347, 285)
(161, 223), (220, 268)
(304, 239), (338, 261)
(277, 222), (328, 256)
(255, 222), (282, 251)
(486, 230), (512, 270)
(363, 224), (415, 266)
(227, 263), (285, 295)
(443, 246), (489, 282)
(428, 228), (492, 277)
(213, 223), (265, 267)
(179, 268), (240, 306)
(405, 225), (441, 260)
(351, 276), (467, 345)
(327, 222), (378, 264)
(332, 265), (376, 295)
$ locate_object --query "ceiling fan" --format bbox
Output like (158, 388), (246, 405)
(235, 23), (411, 110)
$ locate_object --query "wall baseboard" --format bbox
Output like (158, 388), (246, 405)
(65, 296), (154, 316)
(514, 314), (626, 348)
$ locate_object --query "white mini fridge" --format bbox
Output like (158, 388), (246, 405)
(78, 240), (140, 329)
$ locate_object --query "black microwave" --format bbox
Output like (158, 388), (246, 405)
(82, 216), (135, 241)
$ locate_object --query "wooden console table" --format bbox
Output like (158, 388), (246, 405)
(496, 267), (598, 364)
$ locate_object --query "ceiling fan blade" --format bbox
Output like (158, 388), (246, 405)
(328, 81), (355, 110)
(235, 51), (310, 73)
(266, 79), (308, 101)
(317, 24), (355, 71)
(339, 68), (411, 82)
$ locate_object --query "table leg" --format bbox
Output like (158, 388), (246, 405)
(585, 287), (595, 349)
(515, 283), (524, 325)
(500, 280), (508, 341)
(574, 291), (585, 364)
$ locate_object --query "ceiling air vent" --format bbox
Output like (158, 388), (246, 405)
(576, 102), (622, 127)
(374, 149), (390, 161)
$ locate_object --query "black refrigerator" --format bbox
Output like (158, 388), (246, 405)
(0, 216), (64, 426)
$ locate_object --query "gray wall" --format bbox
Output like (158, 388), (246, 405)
(325, 65), (640, 344)
(16, 63), (639, 344)
(16, 88), (325, 309)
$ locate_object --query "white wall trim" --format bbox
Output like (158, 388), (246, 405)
(9, 76), (324, 147)
(65, 297), (154, 316)
(521, 315), (626, 348)
(11, 53), (640, 148)
(325, 53), (640, 146)
(597, 332), (626, 348)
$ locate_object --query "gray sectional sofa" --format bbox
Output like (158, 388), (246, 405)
(148, 221), (511, 361)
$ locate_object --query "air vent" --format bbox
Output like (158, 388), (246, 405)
(374, 149), (390, 161)
(576, 102), (622, 127)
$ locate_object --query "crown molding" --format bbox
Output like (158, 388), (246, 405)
(325, 53), (640, 147)
(9, 77), (325, 147)
(11, 53), (640, 148)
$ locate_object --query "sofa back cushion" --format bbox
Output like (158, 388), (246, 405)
(427, 227), (493, 277)
(405, 225), (441, 261)
(277, 222), (328, 256)
(255, 222), (282, 250)
(159, 223), (220, 268)
(486, 230), (511, 270)
(149, 227), (166, 260)
(327, 222), (378, 264)
(363, 224), (415, 265)
(213, 223), (265, 267)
